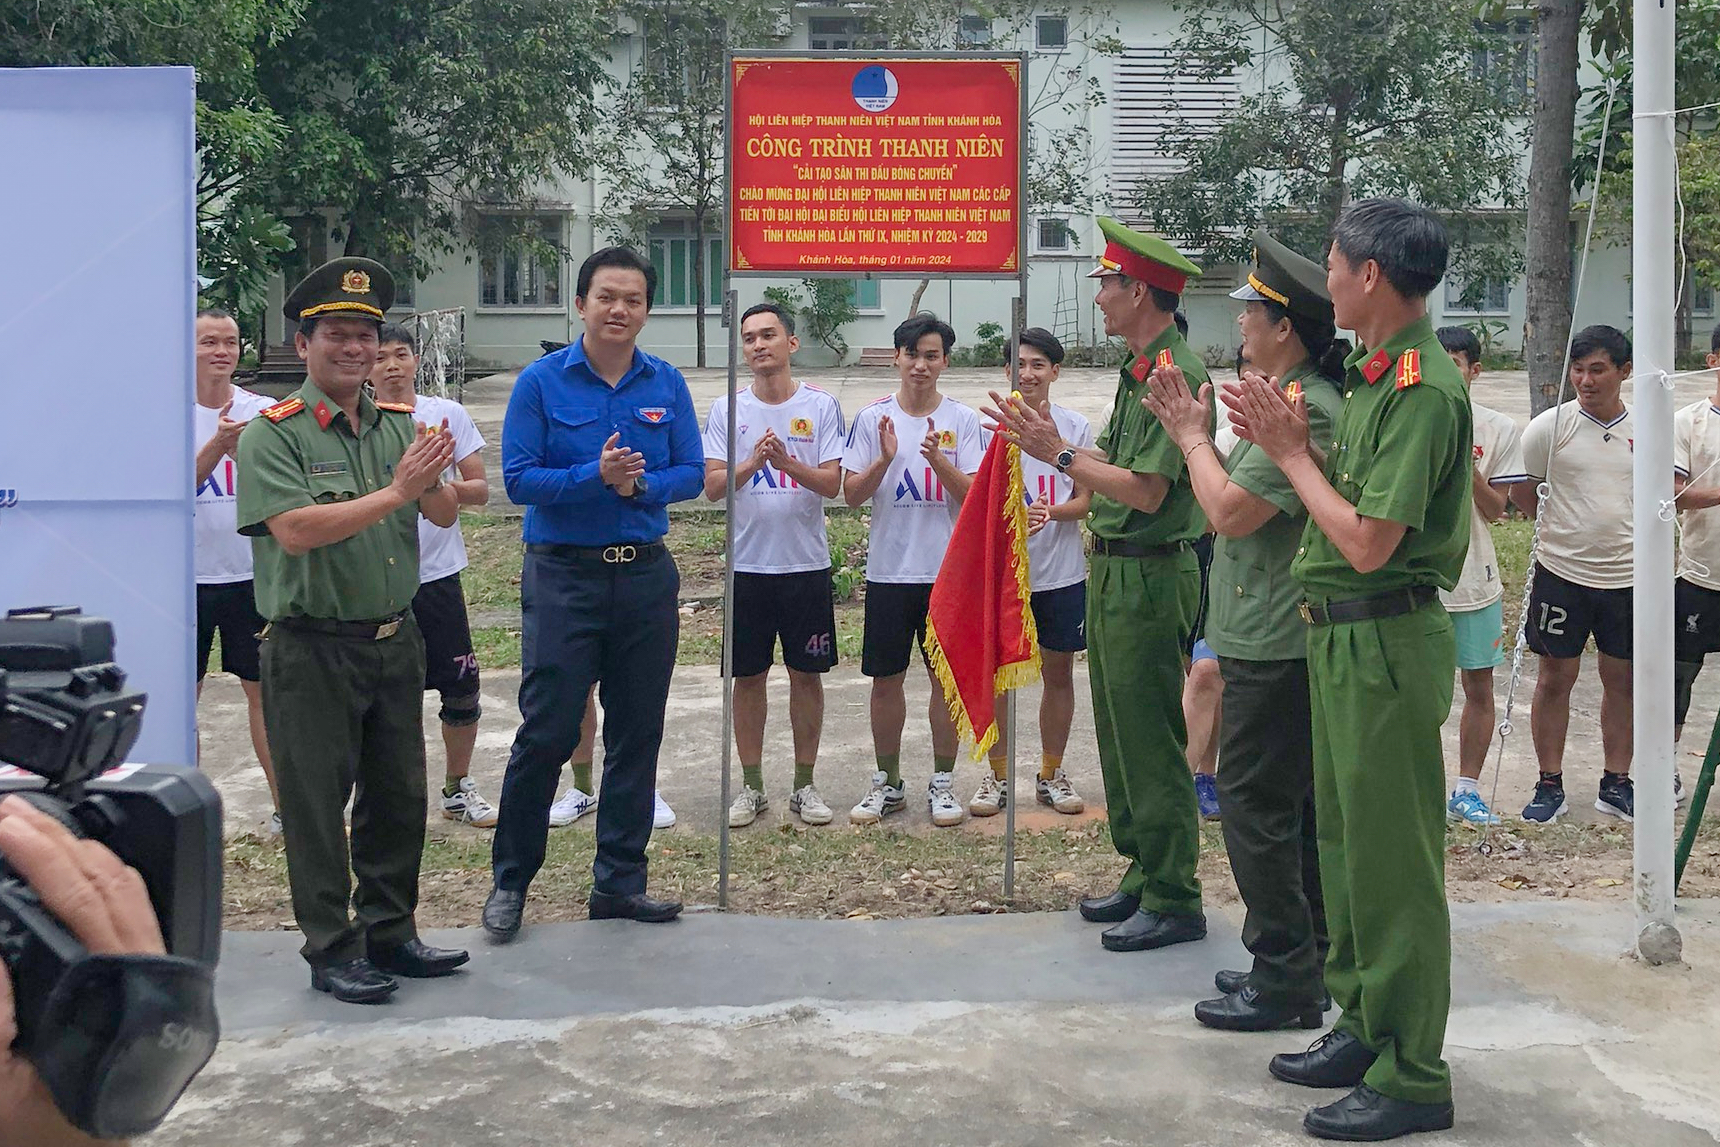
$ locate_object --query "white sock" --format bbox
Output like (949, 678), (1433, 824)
(1453, 776), (1480, 797)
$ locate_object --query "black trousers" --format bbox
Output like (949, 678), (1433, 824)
(260, 617), (427, 966)
(1215, 655), (1328, 1005)
(491, 547), (679, 896)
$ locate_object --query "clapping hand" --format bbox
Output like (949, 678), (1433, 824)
(599, 431), (647, 494)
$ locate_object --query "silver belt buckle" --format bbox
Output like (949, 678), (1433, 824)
(1297, 602), (1315, 625)
(603, 544), (638, 564)
(375, 619), (402, 640)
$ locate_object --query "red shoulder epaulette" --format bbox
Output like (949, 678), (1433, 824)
(375, 401), (415, 413)
(1156, 348), (1176, 371)
(1395, 349), (1423, 391)
(260, 397), (305, 423)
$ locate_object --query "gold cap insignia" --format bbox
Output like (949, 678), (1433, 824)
(340, 270), (372, 294)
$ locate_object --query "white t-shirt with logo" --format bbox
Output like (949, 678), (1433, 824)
(982, 404), (1093, 593)
(1442, 402), (1528, 612)
(843, 394), (984, 584)
(1674, 399), (1720, 591)
(194, 387), (276, 584)
(1519, 400), (1634, 590)
(411, 394), (486, 583)
(703, 382), (846, 574)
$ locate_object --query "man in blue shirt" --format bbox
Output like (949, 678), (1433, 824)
(483, 247), (704, 940)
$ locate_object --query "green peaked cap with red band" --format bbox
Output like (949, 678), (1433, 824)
(1086, 217), (1202, 294)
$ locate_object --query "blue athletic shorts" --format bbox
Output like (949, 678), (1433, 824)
(1451, 598), (1505, 671)
(1030, 582), (1087, 653)
(1190, 637), (1216, 664)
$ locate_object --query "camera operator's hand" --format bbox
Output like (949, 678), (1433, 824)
(0, 796), (163, 1147)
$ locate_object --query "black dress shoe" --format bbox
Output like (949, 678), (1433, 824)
(1215, 969), (1333, 1011)
(1078, 891), (1140, 923)
(482, 887), (526, 942)
(589, 890), (683, 923)
(370, 938), (471, 978)
(1099, 909), (1206, 952)
(1304, 1084), (1454, 1141)
(310, 957), (398, 1004)
(1269, 1030), (1379, 1089)
(1194, 986), (1324, 1032)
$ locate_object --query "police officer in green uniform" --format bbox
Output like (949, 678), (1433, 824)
(1224, 200), (1468, 1141)
(237, 257), (471, 1004)
(987, 217), (1210, 953)
(1142, 231), (1344, 1032)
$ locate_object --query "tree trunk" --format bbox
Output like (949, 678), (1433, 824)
(692, 208), (708, 368)
(1524, 0), (1584, 416)
(907, 277), (931, 318)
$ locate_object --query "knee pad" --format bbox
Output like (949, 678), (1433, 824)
(439, 690), (482, 728)
(1675, 661), (1703, 729)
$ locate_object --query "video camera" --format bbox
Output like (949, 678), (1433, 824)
(0, 606), (222, 1139)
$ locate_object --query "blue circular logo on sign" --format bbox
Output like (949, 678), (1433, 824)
(852, 66), (899, 113)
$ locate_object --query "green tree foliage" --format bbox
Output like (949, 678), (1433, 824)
(764, 282), (861, 360)
(0, 0), (307, 325)
(1133, 0), (1525, 294)
(250, 0), (612, 289)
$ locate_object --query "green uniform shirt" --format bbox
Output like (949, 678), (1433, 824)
(236, 381), (422, 620)
(1207, 362), (1343, 661)
(1089, 326), (1211, 544)
(1290, 316), (1472, 600)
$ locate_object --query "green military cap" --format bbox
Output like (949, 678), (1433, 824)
(284, 257), (395, 324)
(1229, 229), (1333, 324)
(1086, 217), (1202, 293)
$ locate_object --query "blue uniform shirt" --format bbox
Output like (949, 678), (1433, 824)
(502, 337), (704, 544)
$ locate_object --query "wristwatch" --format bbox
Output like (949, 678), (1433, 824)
(1054, 446), (1076, 473)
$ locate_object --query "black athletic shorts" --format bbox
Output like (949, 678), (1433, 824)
(1186, 532), (1215, 657)
(861, 580), (934, 678)
(1525, 562), (1632, 660)
(1676, 577), (1720, 663)
(1031, 582), (1087, 653)
(412, 573), (481, 699)
(196, 580), (264, 682)
(729, 569), (839, 677)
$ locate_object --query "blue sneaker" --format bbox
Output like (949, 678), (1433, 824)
(1195, 772), (1221, 821)
(1521, 775), (1568, 823)
(1447, 790), (1502, 825)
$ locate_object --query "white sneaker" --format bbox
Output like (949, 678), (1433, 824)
(266, 810), (284, 837)
(928, 773), (964, 827)
(442, 777), (499, 827)
(548, 787), (596, 827)
(1676, 772), (1687, 806)
(729, 786), (768, 827)
(789, 784), (833, 825)
(850, 772), (906, 824)
(969, 774), (1007, 817)
(653, 791), (677, 830)
(1036, 769), (1085, 814)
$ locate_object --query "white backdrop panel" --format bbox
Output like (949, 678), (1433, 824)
(0, 67), (197, 766)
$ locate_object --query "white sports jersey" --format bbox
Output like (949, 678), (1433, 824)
(1519, 400), (1634, 590)
(1443, 402), (1528, 611)
(1674, 399), (1720, 591)
(411, 394), (486, 583)
(843, 394), (984, 584)
(983, 405), (1094, 592)
(194, 386), (276, 584)
(703, 382), (846, 574)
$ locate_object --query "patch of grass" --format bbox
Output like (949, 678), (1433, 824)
(1490, 517), (1533, 636)
(459, 512), (524, 614)
(472, 624), (521, 667)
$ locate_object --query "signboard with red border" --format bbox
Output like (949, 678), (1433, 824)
(728, 56), (1024, 277)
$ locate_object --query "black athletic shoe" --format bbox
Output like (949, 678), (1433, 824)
(1521, 774), (1568, 823)
(1595, 772), (1634, 821)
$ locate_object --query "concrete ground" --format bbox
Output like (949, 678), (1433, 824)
(155, 900), (1720, 1146)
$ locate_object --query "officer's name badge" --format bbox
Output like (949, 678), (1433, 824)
(309, 461), (349, 476)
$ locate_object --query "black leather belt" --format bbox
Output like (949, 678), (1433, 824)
(1299, 585), (1438, 626)
(528, 541), (668, 565)
(1089, 537), (1188, 559)
(271, 611), (410, 641)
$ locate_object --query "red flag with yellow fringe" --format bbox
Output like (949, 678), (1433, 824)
(923, 430), (1041, 758)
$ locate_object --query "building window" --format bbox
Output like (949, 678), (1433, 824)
(648, 221), (724, 308)
(478, 215), (563, 308)
(845, 279), (881, 310)
(1444, 275), (1511, 315)
(1473, 20), (1534, 106)
(808, 15), (887, 50)
(1693, 278), (1715, 317)
(959, 14), (991, 46)
(1036, 15), (1068, 50)
(1037, 218), (1071, 251)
